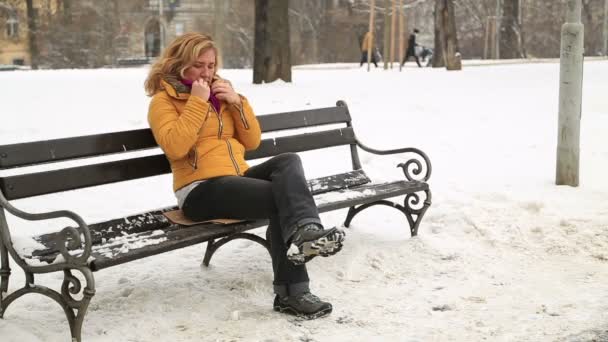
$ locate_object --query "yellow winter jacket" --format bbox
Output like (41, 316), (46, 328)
(148, 78), (261, 191)
(361, 32), (373, 52)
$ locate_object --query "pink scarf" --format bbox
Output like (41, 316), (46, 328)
(181, 79), (221, 113)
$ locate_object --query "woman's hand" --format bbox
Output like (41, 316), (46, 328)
(191, 78), (210, 101)
(212, 80), (241, 105)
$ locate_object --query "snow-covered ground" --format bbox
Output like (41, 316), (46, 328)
(0, 60), (607, 341)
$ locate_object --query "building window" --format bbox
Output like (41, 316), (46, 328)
(175, 22), (184, 36)
(12, 58), (24, 66)
(6, 17), (18, 38)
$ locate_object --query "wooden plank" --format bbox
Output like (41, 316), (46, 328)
(31, 170), (371, 257)
(31, 209), (176, 258)
(314, 180), (428, 212)
(245, 127), (356, 160)
(307, 169), (370, 194)
(257, 106), (351, 132)
(1, 128), (358, 200)
(0, 106), (351, 170)
(26, 179), (427, 269)
(0, 129), (156, 170)
(90, 180), (428, 270)
(0, 154), (171, 201)
(89, 221), (265, 271)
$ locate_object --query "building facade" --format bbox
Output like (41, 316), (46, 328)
(0, 0), (34, 65)
(0, 0), (373, 69)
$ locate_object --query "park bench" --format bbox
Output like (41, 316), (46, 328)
(0, 100), (432, 341)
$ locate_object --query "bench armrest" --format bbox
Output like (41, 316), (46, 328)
(0, 190), (92, 267)
(355, 138), (432, 182)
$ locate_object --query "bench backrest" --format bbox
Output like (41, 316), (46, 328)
(0, 101), (362, 200)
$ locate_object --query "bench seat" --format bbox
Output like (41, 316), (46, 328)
(26, 173), (427, 271)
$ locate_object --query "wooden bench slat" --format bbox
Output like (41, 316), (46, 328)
(0, 129), (156, 170)
(245, 127), (356, 160)
(257, 106), (350, 132)
(0, 155), (171, 201)
(314, 180), (428, 212)
(26, 179), (427, 270)
(90, 221), (266, 271)
(1, 128), (358, 201)
(0, 106), (350, 170)
(30, 170), (371, 257)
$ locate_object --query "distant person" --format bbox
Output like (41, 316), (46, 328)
(360, 31), (379, 67)
(401, 28), (422, 68)
(145, 32), (345, 320)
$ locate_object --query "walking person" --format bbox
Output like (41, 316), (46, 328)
(145, 32), (345, 320)
(360, 31), (379, 67)
(401, 28), (422, 68)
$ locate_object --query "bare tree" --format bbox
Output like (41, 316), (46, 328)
(25, 0), (38, 69)
(223, 0), (255, 68)
(434, 0), (461, 70)
(213, 0), (229, 54)
(433, 0), (445, 67)
(289, 1), (324, 65)
(253, 0), (291, 83)
(500, 0), (523, 58)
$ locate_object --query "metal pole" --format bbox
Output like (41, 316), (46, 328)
(556, 0), (584, 186)
(604, 0), (608, 57)
(390, 0), (396, 68)
(495, 0), (501, 59)
(383, 0), (390, 70)
(367, 0), (376, 72)
(398, 0), (404, 71)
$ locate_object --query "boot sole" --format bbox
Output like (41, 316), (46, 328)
(287, 228), (345, 265)
(273, 303), (333, 320)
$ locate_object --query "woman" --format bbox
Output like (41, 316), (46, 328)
(145, 33), (345, 319)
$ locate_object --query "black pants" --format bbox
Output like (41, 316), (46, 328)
(401, 50), (422, 67)
(182, 153), (320, 296)
(360, 51), (378, 67)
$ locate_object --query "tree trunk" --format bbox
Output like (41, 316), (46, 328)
(389, 0), (397, 67)
(253, 0), (291, 84)
(398, 0), (404, 70)
(500, 0), (523, 58)
(383, 0), (391, 69)
(433, 0), (445, 67)
(434, 0), (460, 70)
(25, 0), (39, 69)
(444, 0), (461, 70)
(214, 0), (226, 54)
(604, 0), (608, 56)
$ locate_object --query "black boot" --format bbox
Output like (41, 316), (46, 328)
(273, 292), (332, 319)
(286, 223), (345, 265)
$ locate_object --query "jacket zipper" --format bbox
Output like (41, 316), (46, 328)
(210, 104), (223, 139)
(225, 139), (241, 175)
(233, 102), (249, 129)
(211, 103), (240, 175)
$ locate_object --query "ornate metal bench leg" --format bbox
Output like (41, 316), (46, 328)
(403, 189), (432, 237)
(342, 190), (432, 237)
(0, 240), (10, 318)
(203, 239), (216, 267)
(0, 268), (95, 342)
(62, 269), (96, 342)
(343, 200), (399, 229)
(344, 207), (357, 228)
(203, 233), (271, 267)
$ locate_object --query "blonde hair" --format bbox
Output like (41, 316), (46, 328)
(144, 32), (221, 96)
